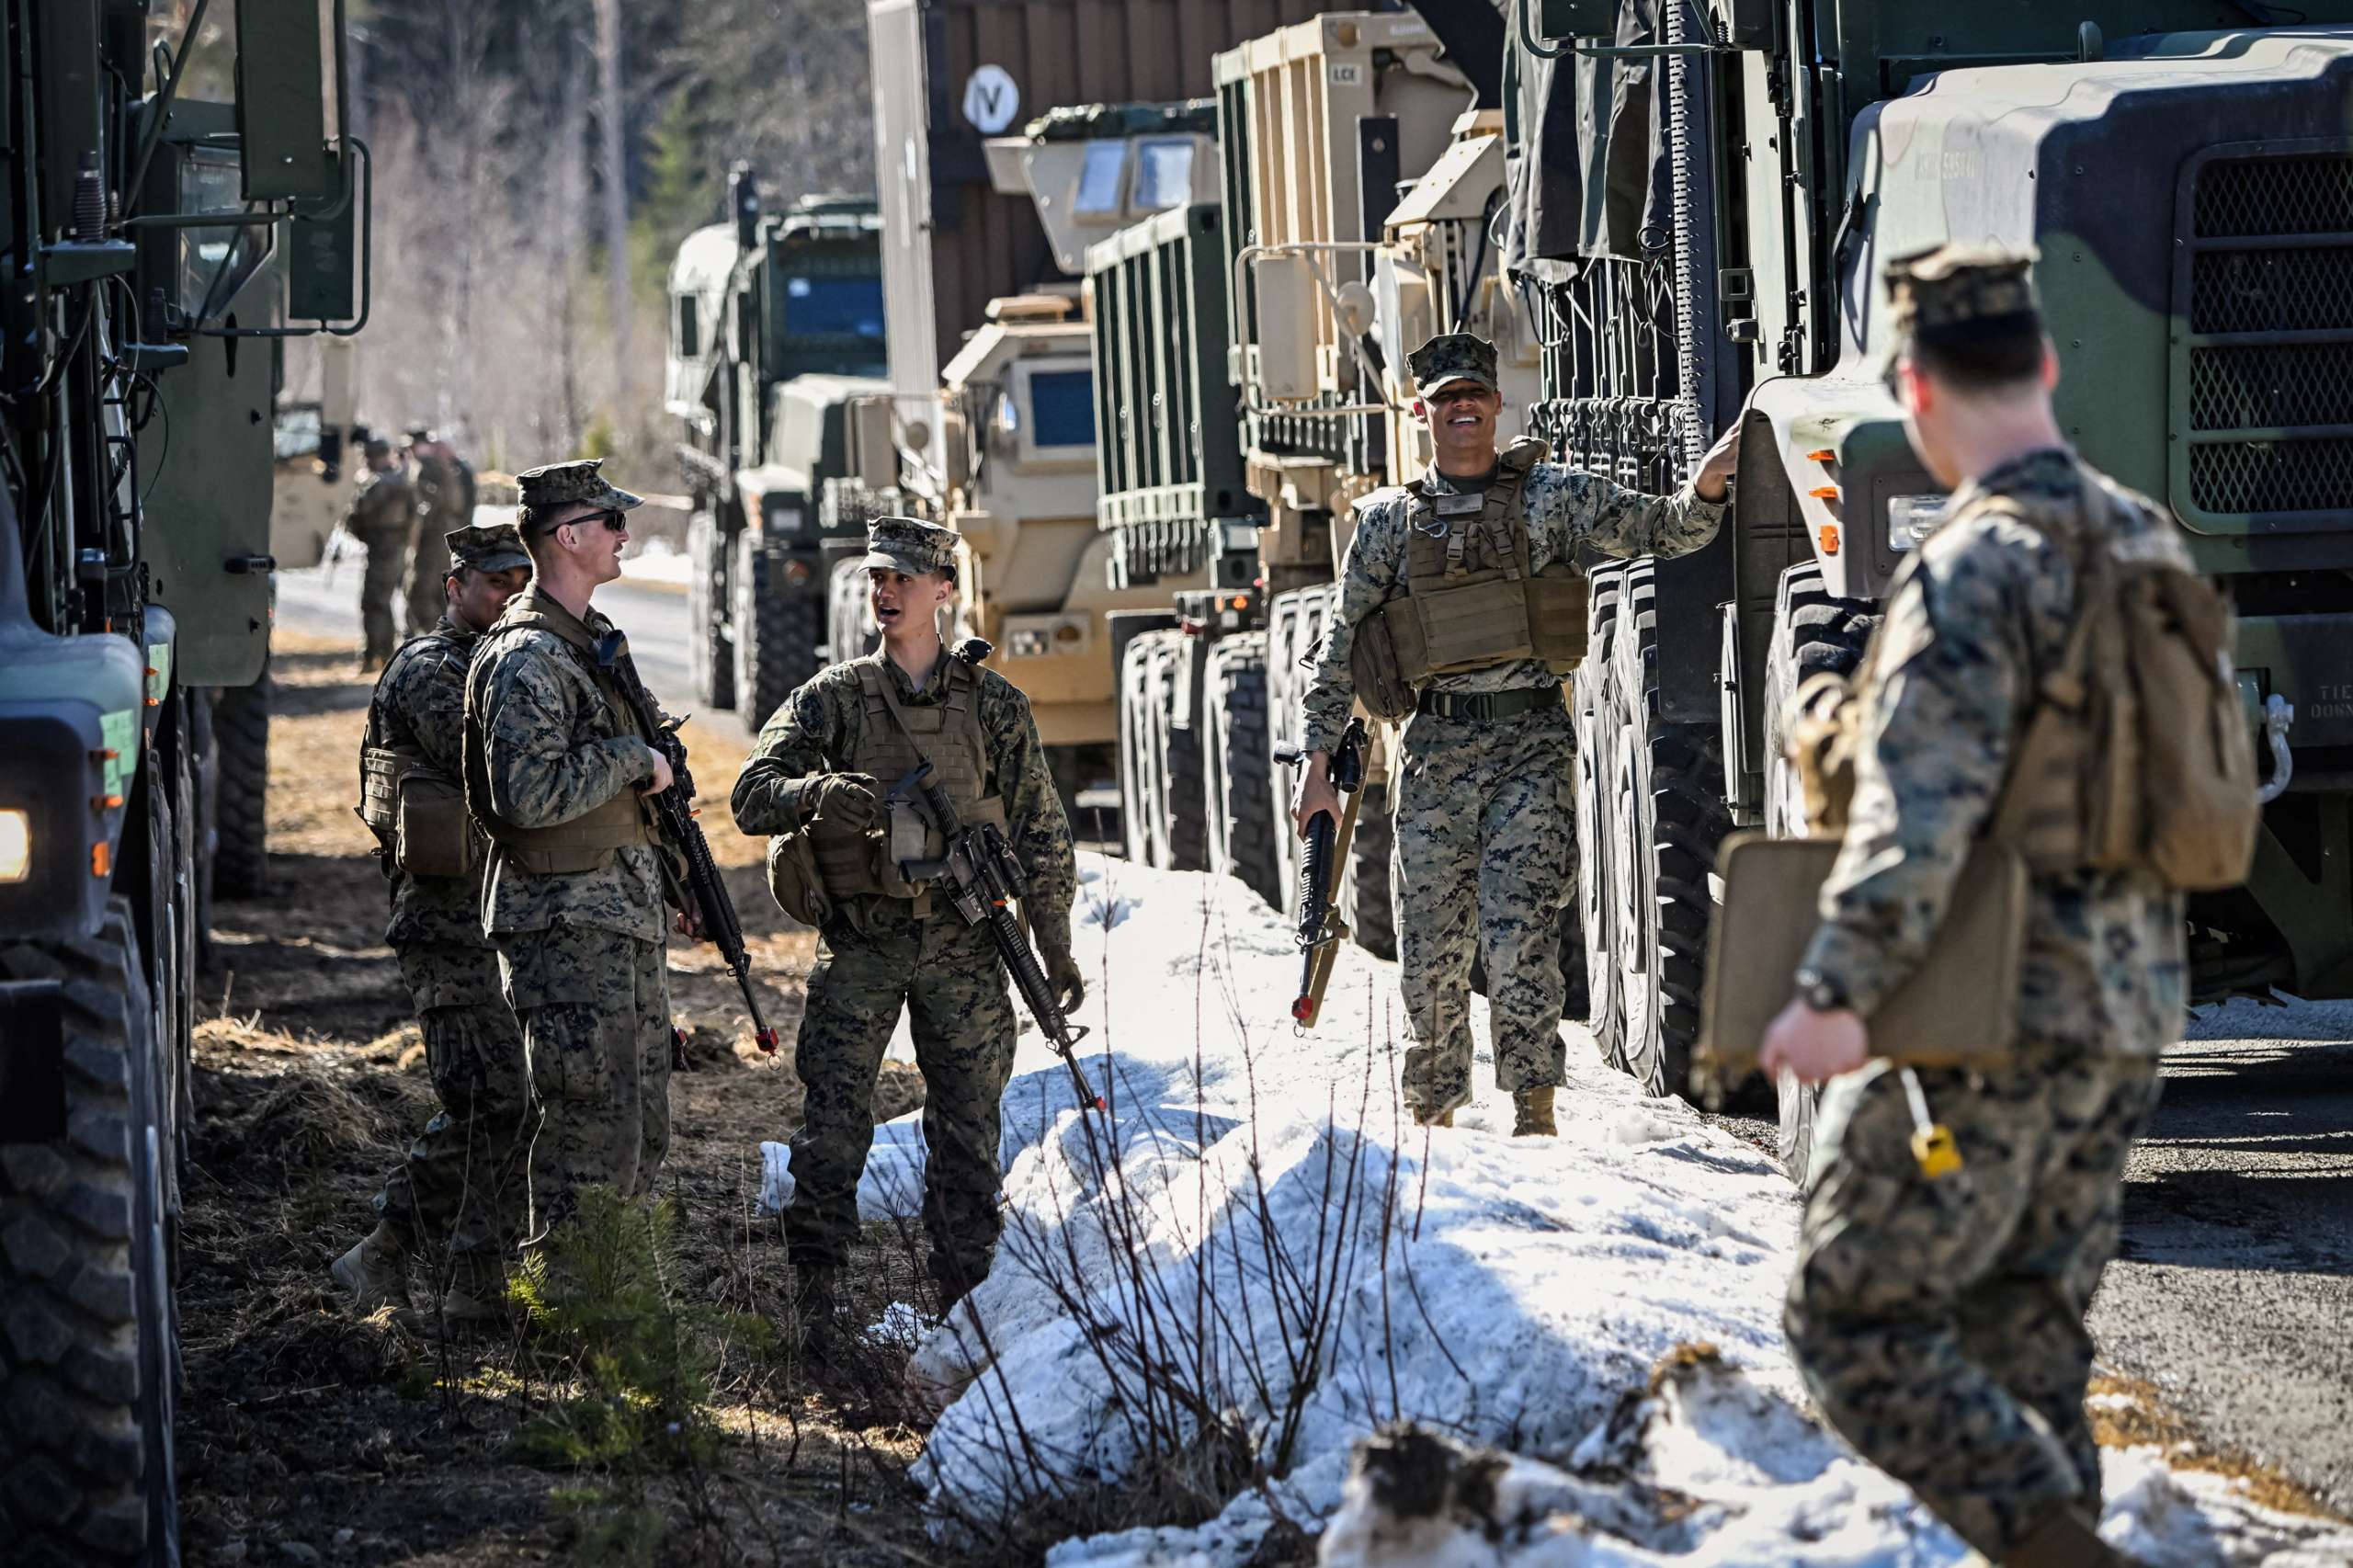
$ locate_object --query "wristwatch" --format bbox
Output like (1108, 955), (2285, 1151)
(1794, 967), (1850, 1014)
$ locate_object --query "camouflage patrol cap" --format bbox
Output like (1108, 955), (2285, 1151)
(862, 516), (960, 581)
(515, 458), (645, 517)
(444, 521), (531, 576)
(1407, 332), (1499, 397)
(1885, 243), (2041, 341)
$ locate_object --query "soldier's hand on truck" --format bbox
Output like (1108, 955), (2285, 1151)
(641, 744), (676, 797)
(1290, 751), (1340, 839)
(1044, 944), (1086, 1014)
(1695, 421), (1741, 504)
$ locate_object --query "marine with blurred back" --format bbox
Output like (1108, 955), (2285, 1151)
(347, 436), (419, 671)
(460, 460), (683, 1244)
(731, 516), (1081, 1333)
(334, 522), (536, 1321)
(1291, 332), (1738, 1133)
(1759, 244), (2250, 1568)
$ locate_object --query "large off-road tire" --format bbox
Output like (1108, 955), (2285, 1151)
(1763, 562), (1879, 1177)
(1122, 630), (1206, 871)
(1118, 636), (1161, 865)
(733, 535), (824, 729)
(1602, 562), (1733, 1099)
(1574, 566), (1627, 1071)
(1342, 779), (1397, 962)
(1203, 633), (1282, 910)
(0, 901), (180, 1566)
(1265, 587), (1330, 923)
(687, 509), (736, 711)
(210, 669), (270, 901)
(826, 555), (881, 665)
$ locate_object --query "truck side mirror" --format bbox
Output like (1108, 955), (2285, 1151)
(234, 0), (347, 201)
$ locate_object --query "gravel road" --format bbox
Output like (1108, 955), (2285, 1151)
(2090, 1002), (2353, 1514)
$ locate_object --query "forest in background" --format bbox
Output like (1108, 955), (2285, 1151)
(156, 0), (877, 493)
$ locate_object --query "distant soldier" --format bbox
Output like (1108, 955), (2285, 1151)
(462, 460), (679, 1240)
(731, 517), (1080, 1322)
(347, 437), (417, 670)
(1292, 333), (1736, 1132)
(405, 429), (480, 636)
(1762, 247), (2191, 1568)
(333, 523), (536, 1320)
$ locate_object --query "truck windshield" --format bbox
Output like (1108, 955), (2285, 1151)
(1029, 369), (1096, 448)
(782, 276), (884, 339)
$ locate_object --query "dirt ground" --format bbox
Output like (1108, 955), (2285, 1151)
(180, 633), (942, 1567)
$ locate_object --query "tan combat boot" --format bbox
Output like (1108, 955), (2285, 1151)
(330, 1221), (412, 1312)
(1411, 1108), (1453, 1129)
(2004, 1505), (2147, 1568)
(438, 1251), (512, 1324)
(1513, 1086), (1557, 1137)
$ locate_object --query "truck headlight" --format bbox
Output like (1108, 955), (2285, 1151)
(1888, 494), (1947, 552)
(0, 809), (28, 882)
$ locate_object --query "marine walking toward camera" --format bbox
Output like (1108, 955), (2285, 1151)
(1291, 332), (1737, 1131)
(1759, 246), (2256, 1568)
(462, 460), (683, 1240)
(404, 430), (479, 637)
(347, 436), (419, 671)
(333, 523), (537, 1321)
(732, 517), (1081, 1323)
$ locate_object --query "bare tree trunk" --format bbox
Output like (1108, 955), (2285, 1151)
(558, 54), (588, 455)
(595, 0), (631, 406)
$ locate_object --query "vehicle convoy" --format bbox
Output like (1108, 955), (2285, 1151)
(1490, 0), (2353, 1164)
(665, 181), (889, 727)
(0, 0), (366, 1555)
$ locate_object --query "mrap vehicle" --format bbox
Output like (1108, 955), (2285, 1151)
(1496, 0), (2353, 1166)
(0, 0), (369, 1556)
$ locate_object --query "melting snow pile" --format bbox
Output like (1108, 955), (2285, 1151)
(817, 854), (2351, 1565)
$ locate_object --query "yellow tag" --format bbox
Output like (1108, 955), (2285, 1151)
(1910, 1124), (1963, 1179)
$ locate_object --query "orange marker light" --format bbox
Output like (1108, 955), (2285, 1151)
(92, 842), (110, 877)
(1806, 449), (1836, 462)
(1808, 485), (1840, 500)
(1819, 524), (1841, 555)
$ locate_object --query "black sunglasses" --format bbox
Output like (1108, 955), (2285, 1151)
(559, 508), (627, 535)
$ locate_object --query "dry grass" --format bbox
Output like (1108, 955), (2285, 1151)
(2087, 1372), (2344, 1520)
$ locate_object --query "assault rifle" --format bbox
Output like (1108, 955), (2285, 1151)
(1275, 717), (1368, 1028)
(595, 629), (780, 1055)
(892, 759), (1104, 1113)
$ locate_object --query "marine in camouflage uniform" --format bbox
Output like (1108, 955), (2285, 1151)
(1779, 248), (2181, 1568)
(347, 437), (418, 669)
(466, 460), (676, 1240)
(732, 517), (1079, 1307)
(331, 523), (537, 1317)
(404, 431), (478, 636)
(1300, 334), (1727, 1128)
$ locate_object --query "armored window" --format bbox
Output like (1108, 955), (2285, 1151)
(1133, 139), (1195, 212)
(1029, 369), (1097, 449)
(782, 276), (885, 339)
(676, 295), (700, 360)
(176, 147), (275, 323)
(1075, 142), (1128, 222)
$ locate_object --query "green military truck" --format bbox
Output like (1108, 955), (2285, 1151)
(0, 0), (367, 1555)
(666, 179), (890, 726)
(1500, 0), (2353, 1163)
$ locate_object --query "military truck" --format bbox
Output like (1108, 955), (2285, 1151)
(666, 179), (889, 726)
(1498, 0), (2353, 1163)
(0, 0), (367, 1554)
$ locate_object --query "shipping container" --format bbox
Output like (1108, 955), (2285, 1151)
(868, 0), (1327, 477)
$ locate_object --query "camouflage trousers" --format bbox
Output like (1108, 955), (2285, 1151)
(787, 900), (1017, 1295)
(373, 942), (533, 1257)
(495, 925), (673, 1242)
(358, 526), (410, 666)
(404, 524), (450, 637)
(1392, 702), (1576, 1118)
(1785, 1044), (2162, 1558)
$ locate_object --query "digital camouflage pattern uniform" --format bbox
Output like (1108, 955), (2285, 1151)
(732, 518), (1077, 1297)
(469, 460), (673, 1240)
(1302, 335), (1723, 1119)
(1785, 249), (2185, 1562)
(405, 441), (477, 636)
(347, 455), (418, 667)
(364, 523), (537, 1260)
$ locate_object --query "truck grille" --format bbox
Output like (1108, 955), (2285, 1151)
(2171, 142), (2353, 530)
